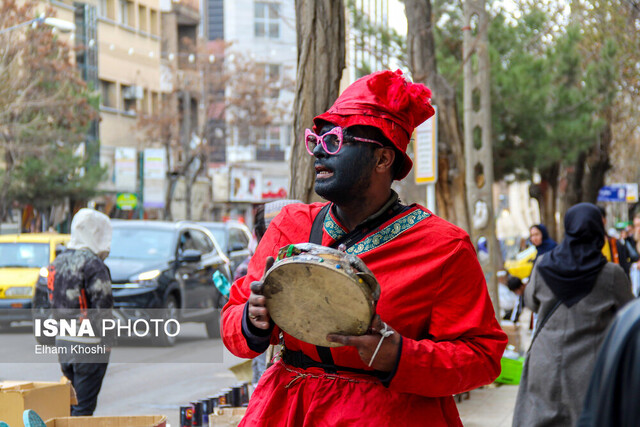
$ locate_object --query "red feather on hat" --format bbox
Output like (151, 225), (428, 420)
(366, 70), (433, 127)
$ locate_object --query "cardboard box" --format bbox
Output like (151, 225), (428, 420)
(209, 407), (247, 427)
(500, 321), (522, 353)
(45, 415), (166, 427)
(0, 380), (75, 427)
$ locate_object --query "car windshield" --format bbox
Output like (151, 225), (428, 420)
(0, 243), (50, 268)
(109, 228), (175, 260)
(203, 226), (227, 252)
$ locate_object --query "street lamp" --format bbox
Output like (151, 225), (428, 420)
(0, 15), (76, 36)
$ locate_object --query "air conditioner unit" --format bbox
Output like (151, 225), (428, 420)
(122, 86), (144, 100)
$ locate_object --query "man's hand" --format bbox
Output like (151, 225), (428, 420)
(326, 315), (401, 372)
(248, 256), (275, 330)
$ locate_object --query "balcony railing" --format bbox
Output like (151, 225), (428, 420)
(256, 147), (285, 161)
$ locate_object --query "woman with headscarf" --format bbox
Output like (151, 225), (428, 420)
(530, 223), (557, 262)
(578, 297), (640, 427)
(512, 203), (634, 427)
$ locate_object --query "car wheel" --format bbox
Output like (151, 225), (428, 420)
(154, 295), (179, 347)
(205, 294), (227, 339)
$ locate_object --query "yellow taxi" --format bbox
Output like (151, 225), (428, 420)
(504, 245), (537, 279)
(0, 232), (70, 326)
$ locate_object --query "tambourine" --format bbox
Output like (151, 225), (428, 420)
(262, 243), (380, 347)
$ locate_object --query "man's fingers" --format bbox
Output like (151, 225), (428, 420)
(248, 293), (266, 306)
(263, 256), (275, 277)
(249, 306), (268, 318)
(250, 257), (275, 294)
(326, 334), (359, 346)
(250, 280), (264, 294)
(369, 315), (383, 333)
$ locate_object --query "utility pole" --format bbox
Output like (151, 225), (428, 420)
(462, 0), (500, 316)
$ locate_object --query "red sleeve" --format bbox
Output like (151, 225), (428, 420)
(388, 239), (507, 396)
(221, 204), (318, 358)
(222, 229), (283, 358)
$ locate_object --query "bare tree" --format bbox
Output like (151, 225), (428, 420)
(0, 0), (100, 222)
(290, 0), (346, 203)
(404, 0), (470, 230)
(138, 39), (292, 219)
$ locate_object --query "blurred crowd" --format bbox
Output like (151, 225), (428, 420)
(496, 203), (640, 427)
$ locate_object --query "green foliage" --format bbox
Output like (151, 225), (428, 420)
(345, 0), (407, 76)
(342, 0), (624, 185)
(6, 145), (107, 211)
(488, 8), (617, 180)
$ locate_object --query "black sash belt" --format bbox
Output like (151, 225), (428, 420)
(282, 349), (387, 380)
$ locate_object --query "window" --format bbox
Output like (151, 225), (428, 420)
(263, 63), (281, 98)
(100, 79), (116, 108)
(99, 0), (116, 20)
(141, 89), (149, 114)
(119, 0), (133, 26)
(254, 2), (280, 39)
(138, 5), (148, 32)
(183, 230), (213, 254)
(151, 91), (159, 114)
(121, 84), (136, 113)
(149, 9), (158, 35)
(229, 229), (249, 253)
(258, 126), (281, 148)
(0, 243), (49, 268)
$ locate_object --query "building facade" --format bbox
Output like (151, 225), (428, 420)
(205, 0), (297, 223)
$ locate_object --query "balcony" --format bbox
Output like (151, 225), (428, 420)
(256, 147), (286, 161)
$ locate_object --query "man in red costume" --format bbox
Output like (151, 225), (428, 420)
(222, 70), (507, 426)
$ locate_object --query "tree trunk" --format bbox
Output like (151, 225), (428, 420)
(290, 0), (346, 203)
(557, 118), (612, 229)
(404, 0), (470, 231)
(0, 146), (14, 222)
(532, 163), (560, 240)
(182, 91), (192, 220)
(582, 120), (612, 203)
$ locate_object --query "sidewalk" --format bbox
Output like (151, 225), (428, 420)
(456, 383), (518, 427)
(455, 309), (532, 426)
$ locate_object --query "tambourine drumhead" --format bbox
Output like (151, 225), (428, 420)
(263, 245), (378, 347)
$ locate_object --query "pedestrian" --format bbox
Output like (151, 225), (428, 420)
(47, 208), (113, 416)
(577, 298), (640, 427)
(505, 276), (526, 323)
(512, 203), (634, 427)
(597, 205), (637, 276)
(222, 70), (507, 426)
(529, 223), (557, 263)
(233, 199), (302, 384)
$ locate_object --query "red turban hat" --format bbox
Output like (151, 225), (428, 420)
(313, 69), (435, 180)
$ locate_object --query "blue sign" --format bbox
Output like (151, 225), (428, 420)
(597, 185), (627, 202)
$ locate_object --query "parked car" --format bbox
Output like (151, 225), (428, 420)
(504, 245), (537, 279)
(197, 222), (252, 273)
(33, 221), (231, 345)
(0, 233), (70, 327)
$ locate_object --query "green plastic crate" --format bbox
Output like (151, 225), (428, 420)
(495, 356), (524, 385)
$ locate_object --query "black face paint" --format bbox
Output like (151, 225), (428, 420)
(313, 125), (378, 205)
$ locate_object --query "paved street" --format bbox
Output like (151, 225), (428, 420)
(1, 322), (521, 426)
(0, 323), (244, 427)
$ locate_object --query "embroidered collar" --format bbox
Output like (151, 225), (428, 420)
(322, 191), (430, 255)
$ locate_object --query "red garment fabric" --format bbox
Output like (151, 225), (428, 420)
(313, 70), (435, 180)
(222, 202), (507, 426)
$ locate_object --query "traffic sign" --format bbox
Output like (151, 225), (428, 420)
(116, 192), (138, 210)
(597, 185), (627, 202)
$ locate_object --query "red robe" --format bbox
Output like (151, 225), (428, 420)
(222, 202), (507, 426)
